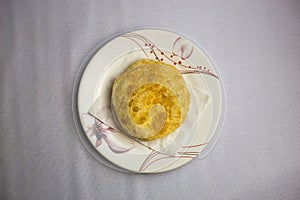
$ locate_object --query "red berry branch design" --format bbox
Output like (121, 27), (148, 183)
(122, 33), (219, 79)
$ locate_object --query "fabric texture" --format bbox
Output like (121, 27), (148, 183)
(1, 0), (300, 199)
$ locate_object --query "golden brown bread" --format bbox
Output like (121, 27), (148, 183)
(111, 59), (190, 141)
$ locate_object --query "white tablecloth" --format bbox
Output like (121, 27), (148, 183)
(1, 0), (299, 199)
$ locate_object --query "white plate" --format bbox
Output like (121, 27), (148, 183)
(72, 28), (225, 173)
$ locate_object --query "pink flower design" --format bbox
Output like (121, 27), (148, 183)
(83, 114), (135, 154)
(172, 37), (193, 60)
(122, 33), (218, 79)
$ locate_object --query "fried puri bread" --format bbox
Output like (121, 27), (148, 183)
(111, 59), (190, 141)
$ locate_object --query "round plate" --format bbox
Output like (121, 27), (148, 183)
(72, 28), (225, 173)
